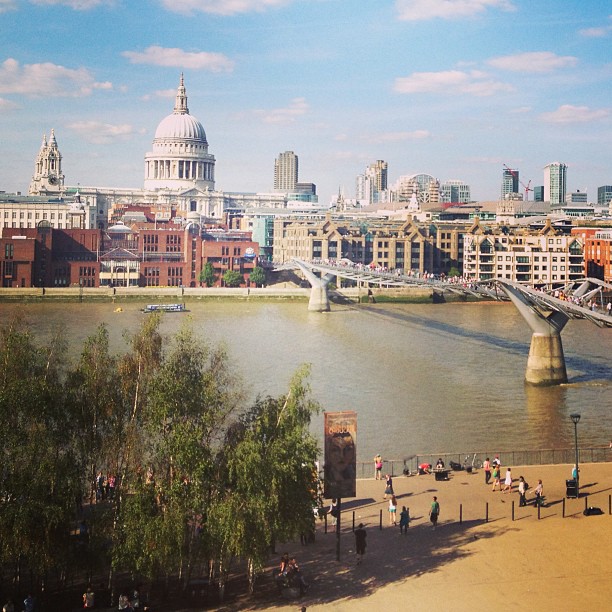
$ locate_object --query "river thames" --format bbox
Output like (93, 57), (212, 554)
(3, 300), (611, 461)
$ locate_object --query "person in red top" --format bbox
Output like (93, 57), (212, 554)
(483, 457), (491, 484)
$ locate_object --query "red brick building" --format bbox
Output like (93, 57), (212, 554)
(572, 227), (612, 282)
(0, 221), (259, 288)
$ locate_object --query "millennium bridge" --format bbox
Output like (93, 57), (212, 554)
(282, 258), (612, 387)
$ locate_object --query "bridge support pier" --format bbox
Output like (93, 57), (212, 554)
(501, 284), (568, 386)
(525, 333), (567, 386)
(294, 260), (334, 312)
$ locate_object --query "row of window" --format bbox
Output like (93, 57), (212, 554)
(4, 211), (64, 220)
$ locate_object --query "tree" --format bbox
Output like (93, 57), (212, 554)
(210, 366), (320, 597)
(0, 314), (81, 592)
(248, 266), (266, 287)
(223, 269), (243, 287)
(116, 322), (242, 596)
(199, 262), (215, 287)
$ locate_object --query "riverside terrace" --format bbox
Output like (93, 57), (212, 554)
(249, 461), (612, 612)
(350, 445), (612, 479)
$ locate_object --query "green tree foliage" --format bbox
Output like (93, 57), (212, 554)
(199, 262), (215, 287)
(118, 324), (242, 586)
(0, 314), (321, 604)
(222, 270), (243, 287)
(248, 266), (266, 287)
(211, 366), (319, 596)
(0, 315), (81, 585)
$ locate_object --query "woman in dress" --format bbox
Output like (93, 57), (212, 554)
(502, 467), (513, 493)
(383, 474), (394, 499)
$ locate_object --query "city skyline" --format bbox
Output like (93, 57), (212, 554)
(0, 1), (610, 202)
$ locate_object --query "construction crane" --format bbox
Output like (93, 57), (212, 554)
(503, 164), (533, 201)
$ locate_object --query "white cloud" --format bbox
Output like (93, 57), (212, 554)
(122, 46), (234, 73)
(394, 69), (512, 96)
(371, 130), (430, 143)
(487, 51), (578, 73)
(395, 0), (515, 21)
(540, 104), (609, 124)
(159, 0), (289, 16)
(0, 0), (17, 13)
(0, 58), (111, 97)
(0, 97), (19, 110)
(30, 0), (114, 9)
(67, 121), (145, 144)
(255, 97), (308, 124)
(579, 26), (609, 38)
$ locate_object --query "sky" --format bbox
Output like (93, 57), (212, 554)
(0, 0), (611, 204)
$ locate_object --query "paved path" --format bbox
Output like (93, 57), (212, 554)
(225, 461), (612, 612)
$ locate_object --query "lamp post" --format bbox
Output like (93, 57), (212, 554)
(570, 413), (581, 498)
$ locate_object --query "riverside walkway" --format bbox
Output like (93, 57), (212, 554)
(233, 460), (612, 612)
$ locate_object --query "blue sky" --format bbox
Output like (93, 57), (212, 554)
(0, 0), (611, 203)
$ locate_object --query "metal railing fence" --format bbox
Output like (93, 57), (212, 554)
(350, 446), (612, 480)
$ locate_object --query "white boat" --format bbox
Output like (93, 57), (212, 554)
(142, 303), (187, 313)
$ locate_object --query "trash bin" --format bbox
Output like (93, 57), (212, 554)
(566, 478), (578, 498)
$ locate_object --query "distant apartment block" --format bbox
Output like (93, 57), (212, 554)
(543, 162), (567, 204)
(274, 151), (298, 191)
(597, 185), (612, 206)
(501, 168), (519, 199)
(573, 227), (612, 283)
(440, 180), (471, 204)
(463, 219), (584, 286)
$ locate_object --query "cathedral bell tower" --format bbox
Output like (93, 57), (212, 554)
(29, 129), (65, 195)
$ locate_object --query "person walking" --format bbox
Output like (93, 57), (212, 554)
(429, 496), (440, 529)
(534, 479), (544, 507)
(399, 506), (410, 534)
(388, 495), (397, 525)
(491, 464), (501, 491)
(518, 476), (528, 507)
(502, 467), (513, 493)
(329, 499), (339, 526)
(354, 523), (367, 564)
(374, 454), (383, 480)
(383, 474), (394, 499)
(483, 457), (491, 485)
(82, 584), (95, 608)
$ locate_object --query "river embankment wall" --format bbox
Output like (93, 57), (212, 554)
(0, 285), (465, 304)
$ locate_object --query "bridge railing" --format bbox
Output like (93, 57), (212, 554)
(349, 446), (612, 479)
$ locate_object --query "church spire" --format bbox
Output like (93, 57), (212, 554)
(173, 72), (189, 115)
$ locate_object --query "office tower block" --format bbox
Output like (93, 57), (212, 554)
(274, 151), (298, 191)
(543, 162), (567, 204)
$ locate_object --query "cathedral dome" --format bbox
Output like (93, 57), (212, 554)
(154, 112), (207, 143)
(152, 74), (207, 144)
(144, 74), (216, 192)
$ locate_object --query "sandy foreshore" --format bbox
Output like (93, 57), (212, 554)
(226, 461), (612, 612)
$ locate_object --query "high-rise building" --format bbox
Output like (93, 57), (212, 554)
(501, 168), (519, 199)
(440, 180), (470, 204)
(368, 160), (388, 193)
(533, 186), (544, 202)
(355, 160), (388, 204)
(597, 185), (612, 206)
(543, 162), (567, 204)
(274, 151), (298, 191)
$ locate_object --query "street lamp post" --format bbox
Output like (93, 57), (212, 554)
(570, 413), (581, 498)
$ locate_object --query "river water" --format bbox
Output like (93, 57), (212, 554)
(3, 300), (611, 461)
